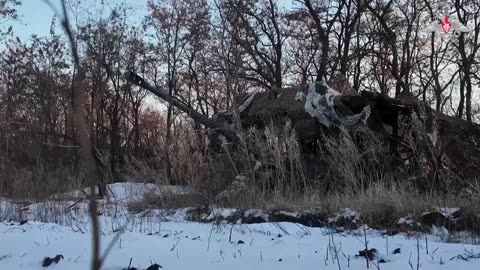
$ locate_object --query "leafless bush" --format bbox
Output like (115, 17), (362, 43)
(0, 159), (84, 202)
(240, 124), (306, 193)
(319, 127), (393, 193)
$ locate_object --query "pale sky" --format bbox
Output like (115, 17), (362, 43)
(8, 0), (296, 42)
(9, 0), (152, 42)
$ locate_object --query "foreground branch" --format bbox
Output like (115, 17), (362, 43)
(49, 1), (102, 269)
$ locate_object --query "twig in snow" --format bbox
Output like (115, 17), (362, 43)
(329, 234), (342, 270)
(363, 225), (370, 269)
(64, 197), (86, 213)
(274, 222), (290, 236)
(207, 222), (215, 251)
(325, 236), (330, 264)
(425, 233), (429, 255)
(3, 226), (26, 233)
(101, 224), (127, 262)
(385, 236), (389, 255)
(219, 249), (225, 261)
(408, 252), (414, 270)
(340, 251), (350, 268)
(229, 224), (234, 242)
(170, 239), (181, 252)
(449, 248), (480, 261)
(416, 235), (420, 270)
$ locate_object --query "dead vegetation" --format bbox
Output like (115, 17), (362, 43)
(109, 122), (480, 233)
(0, 0), (478, 239)
(2, 111), (479, 235)
(2, 110), (480, 234)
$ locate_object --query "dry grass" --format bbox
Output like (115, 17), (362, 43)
(193, 124), (480, 232)
(2, 116), (479, 234)
(1, 162), (84, 202)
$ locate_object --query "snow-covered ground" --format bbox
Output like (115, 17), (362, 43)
(0, 182), (479, 270)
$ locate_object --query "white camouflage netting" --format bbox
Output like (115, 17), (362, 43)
(298, 82), (372, 130)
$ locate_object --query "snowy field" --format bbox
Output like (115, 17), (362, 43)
(0, 183), (479, 270)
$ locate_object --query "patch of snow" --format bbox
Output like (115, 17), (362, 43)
(107, 182), (196, 204)
(435, 207), (461, 218)
(295, 91), (305, 102)
(276, 211), (299, 218)
(51, 182), (196, 205)
(1, 219), (480, 270)
(397, 216), (415, 225)
(329, 208), (361, 223)
(339, 208), (360, 219)
(431, 225), (451, 242)
(2, 184), (480, 269)
(207, 208), (237, 220)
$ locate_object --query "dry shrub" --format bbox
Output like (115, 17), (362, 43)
(169, 128), (211, 188)
(201, 123), (401, 210)
(2, 109), (478, 234)
(207, 123), (480, 231)
(202, 123), (306, 208)
(319, 127), (394, 193)
(121, 155), (164, 183)
(459, 181), (480, 234)
(1, 161), (83, 201)
(0, 126), (82, 200)
(240, 123), (307, 194)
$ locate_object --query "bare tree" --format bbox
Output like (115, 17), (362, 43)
(146, 0), (193, 183)
(219, 0), (288, 89)
(299, 0), (345, 81)
(0, 0), (20, 37)
(365, 0), (424, 96)
(452, 0), (480, 121)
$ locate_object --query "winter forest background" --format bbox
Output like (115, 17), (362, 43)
(0, 0), (479, 205)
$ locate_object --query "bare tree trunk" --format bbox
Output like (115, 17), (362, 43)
(165, 103), (173, 183)
(458, 72), (465, 119)
(465, 71), (473, 122)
